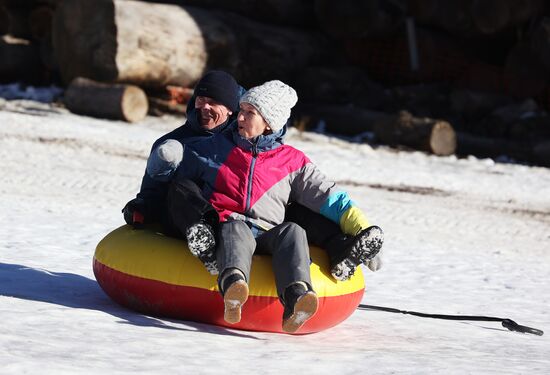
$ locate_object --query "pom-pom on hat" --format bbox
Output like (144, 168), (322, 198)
(240, 80), (298, 132)
(194, 70), (240, 112)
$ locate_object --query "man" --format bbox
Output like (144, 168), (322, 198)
(124, 70), (384, 281)
(122, 70), (242, 231)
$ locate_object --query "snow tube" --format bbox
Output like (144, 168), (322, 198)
(93, 225), (365, 334)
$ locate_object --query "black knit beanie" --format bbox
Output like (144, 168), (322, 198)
(194, 70), (240, 112)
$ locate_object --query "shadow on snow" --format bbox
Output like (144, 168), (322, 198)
(0, 262), (260, 340)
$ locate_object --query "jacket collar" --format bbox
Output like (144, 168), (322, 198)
(230, 121), (287, 154)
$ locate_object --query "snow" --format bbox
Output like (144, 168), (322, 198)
(1, 94), (549, 374)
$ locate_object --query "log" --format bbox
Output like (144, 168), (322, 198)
(147, 97), (187, 117)
(344, 27), (472, 85)
(408, 0), (544, 37)
(385, 83), (451, 118)
(145, 85), (193, 116)
(0, 35), (42, 83)
(293, 66), (387, 107)
(315, 0), (407, 38)
(533, 141), (550, 167)
(299, 105), (459, 156)
(373, 111), (457, 156)
(64, 77), (149, 123)
(450, 89), (514, 120)
(29, 5), (53, 39)
(456, 132), (532, 161)
(294, 105), (391, 136)
(53, 0), (327, 88)
(531, 18), (550, 71)
(1, 5), (31, 38)
(52, 0), (237, 87)
(1, 0), (59, 7)
(213, 11), (329, 87)
(0, 4), (8, 35)
(142, 0), (316, 28)
(504, 41), (549, 97)
(38, 31), (56, 70)
(406, 0), (438, 22)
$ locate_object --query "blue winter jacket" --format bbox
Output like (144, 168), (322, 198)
(134, 88), (244, 220)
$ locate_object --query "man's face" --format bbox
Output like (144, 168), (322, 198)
(195, 96), (233, 130)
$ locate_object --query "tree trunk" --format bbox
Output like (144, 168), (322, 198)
(373, 111), (457, 155)
(52, 0), (237, 88)
(64, 77), (149, 123)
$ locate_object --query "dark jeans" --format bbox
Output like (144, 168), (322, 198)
(162, 179), (219, 239)
(163, 179), (347, 265)
(284, 203), (348, 265)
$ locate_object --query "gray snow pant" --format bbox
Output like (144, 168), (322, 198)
(217, 220), (312, 297)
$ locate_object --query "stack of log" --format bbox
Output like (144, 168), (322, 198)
(46, 0), (331, 122)
(1, 0), (549, 166)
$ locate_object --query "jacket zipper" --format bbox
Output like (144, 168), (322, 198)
(245, 144), (258, 212)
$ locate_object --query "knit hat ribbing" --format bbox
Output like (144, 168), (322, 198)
(194, 70), (240, 112)
(239, 80), (298, 132)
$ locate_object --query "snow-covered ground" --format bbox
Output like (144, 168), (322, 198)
(1, 98), (549, 374)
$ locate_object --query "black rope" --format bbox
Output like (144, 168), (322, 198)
(357, 304), (544, 336)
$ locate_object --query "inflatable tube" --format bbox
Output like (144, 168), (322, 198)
(93, 225), (365, 334)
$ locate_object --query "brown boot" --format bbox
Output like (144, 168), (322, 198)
(281, 282), (318, 333)
(220, 270), (249, 324)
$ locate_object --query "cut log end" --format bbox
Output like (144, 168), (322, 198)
(64, 77), (148, 123)
(429, 121), (457, 156)
(121, 86), (148, 123)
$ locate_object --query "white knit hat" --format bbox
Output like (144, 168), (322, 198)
(240, 80), (298, 132)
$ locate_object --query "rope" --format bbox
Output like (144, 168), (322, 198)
(357, 304), (544, 336)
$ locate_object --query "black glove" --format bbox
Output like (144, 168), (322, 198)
(122, 198), (148, 229)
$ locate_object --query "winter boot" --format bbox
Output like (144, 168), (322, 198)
(330, 225), (384, 282)
(281, 282), (318, 334)
(186, 222), (218, 275)
(220, 269), (249, 324)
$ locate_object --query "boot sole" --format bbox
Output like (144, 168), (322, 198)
(282, 292), (318, 334)
(223, 280), (249, 324)
(331, 226), (384, 281)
